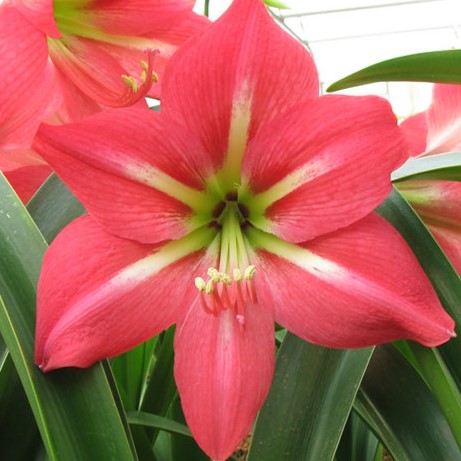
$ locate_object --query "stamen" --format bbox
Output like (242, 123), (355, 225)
(121, 59), (158, 94)
(194, 265), (257, 329)
(121, 75), (139, 93)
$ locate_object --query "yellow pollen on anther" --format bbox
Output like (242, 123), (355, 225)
(121, 75), (139, 93)
(194, 266), (257, 322)
(194, 277), (206, 291)
(121, 61), (158, 94)
(233, 268), (243, 282)
(244, 265), (256, 280)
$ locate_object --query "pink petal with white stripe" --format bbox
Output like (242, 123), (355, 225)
(243, 95), (407, 242)
(34, 107), (210, 243)
(36, 216), (211, 371)
(161, 0), (318, 171)
(175, 299), (275, 461)
(254, 213), (454, 348)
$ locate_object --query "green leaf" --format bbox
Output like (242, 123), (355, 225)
(377, 188), (461, 387)
(356, 344), (461, 461)
(335, 411), (380, 461)
(392, 152), (461, 182)
(0, 353), (42, 461)
(27, 174), (85, 243)
(327, 50), (461, 92)
(407, 343), (461, 447)
(0, 173), (137, 461)
(248, 334), (373, 461)
(140, 327), (178, 435)
(264, 0), (289, 8)
(127, 411), (192, 438)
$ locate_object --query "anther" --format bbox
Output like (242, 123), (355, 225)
(195, 277), (206, 291)
(238, 203), (250, 218)
(225, 190), (238, 201)
(121, 75), (139, 93)
(233, 268), (243, 282)
(212, 201), (226, 218)
(244, 265), (256, 280)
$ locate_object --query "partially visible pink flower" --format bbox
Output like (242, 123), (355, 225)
(401, 84), (461, 156)
(399, 84), (461, 273)
(0, 0), (208, 200)
(34, 1), (455, 459)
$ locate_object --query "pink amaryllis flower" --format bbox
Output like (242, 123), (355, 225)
(34, 0), (455, 459)
(398, 83), (461, 273)
(1, 0), (207, 201)
(0, 0), (208, 154)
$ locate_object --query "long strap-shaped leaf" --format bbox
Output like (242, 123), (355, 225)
(356, 344), (461, 461)
(327, 50), (461, 92)
(247, 334), (373, 461)
(0, 174), (137, 461)
(377, 188), (461, 387)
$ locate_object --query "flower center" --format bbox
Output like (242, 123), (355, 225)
(194, 192), (258, 327)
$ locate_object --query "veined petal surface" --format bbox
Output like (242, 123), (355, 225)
(0, 5), (61, 152)
(87, 0), (197, 36)
(36, 216), (211, 371)
(398, 179), (461, 274)
(429, 225), (461, 275)
(48, 35), (156, 107)
(425, 84), (461, 155)
(400, 111), (428, 157)
(3, 164), (52, 203)
(243, 95), (407, 242)
(8, 0), (60, 37)
(175, 300), (275, 461)
(34, 108), (210, 243)
(253, 213), (454, 348)
(161, 0), (318, 173)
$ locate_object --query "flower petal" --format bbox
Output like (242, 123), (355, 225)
(249, 213), (455, 348)
(400, 111), (428, 157)
(97, 12), (210, 99)
(428, 224), (461, 275)
(87, 0), (196, 36)
(243, 95), (407, 242)
(424, 83), (461, 155)
(48, 35), (156, 107)
(398, 179), (461, 228)
(174, 300), (275, 461)
(34, 108), (210, 243)
(398, 178), (461, 275)
(0, 5), (61, 152)
(162, 0), (318, 173)
(36, 216), (213, 371)
(9, 0), (60, 37)
(3, 164), (52, 203)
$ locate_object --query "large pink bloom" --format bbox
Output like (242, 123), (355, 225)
(34, 1), (455, 459)
(399, 84), (461, 273)
(0, 0), (207, 201)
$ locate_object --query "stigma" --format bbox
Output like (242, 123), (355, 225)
(195, 265), (257, 328)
